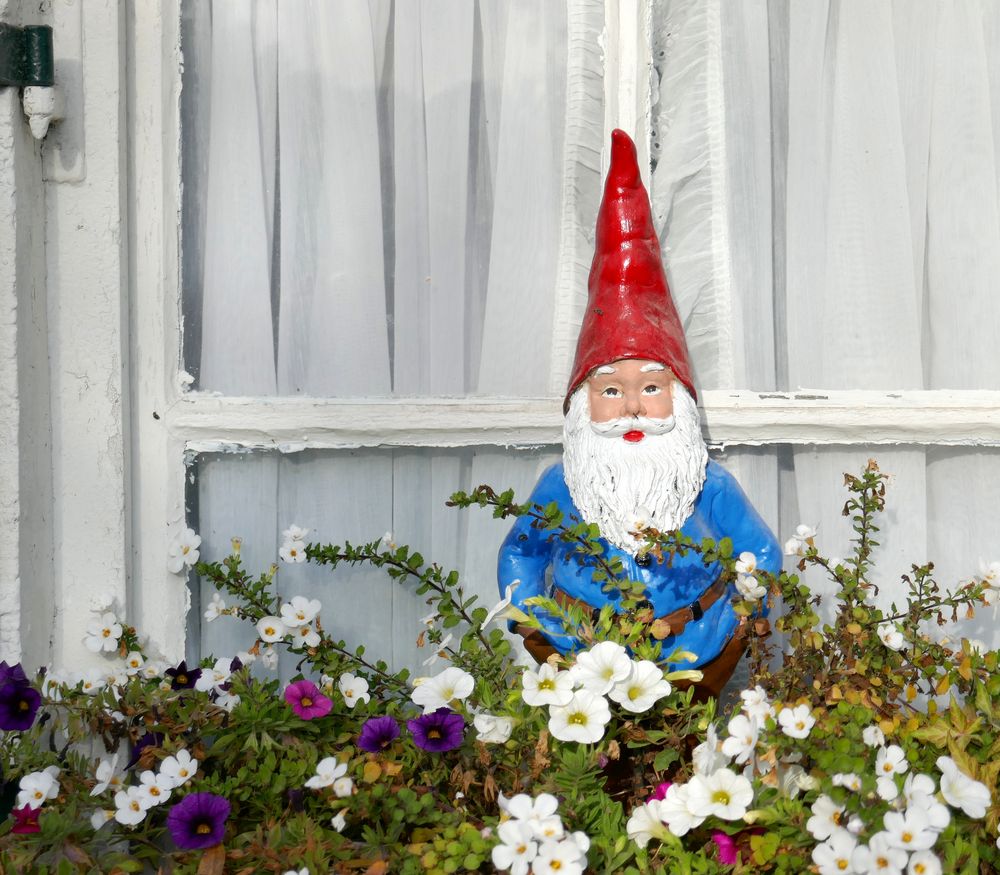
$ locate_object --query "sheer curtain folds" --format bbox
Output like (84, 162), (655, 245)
(653, 0), (1000, 629)
(181, 1), (605, 667)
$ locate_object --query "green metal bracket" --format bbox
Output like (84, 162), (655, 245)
(0, 23), (54, 88)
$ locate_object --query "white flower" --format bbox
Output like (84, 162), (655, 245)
(338, 673), (370, 708)
(483, 580), (521, 628)
(906, 850), (942, 875)
(17, 768), (60, 809)
(380, 531), (397, 550)
(204, 592), (226, 622)
(720, 714), (759, 766)
(421, 632), (454, 665)
(783, 524), (817, 556)
(114, 787), (148, 826)
(978, 558), (1000, 586)
(626, 800), (670, 848)
(141, 661), (166, 680)
(283, 869), (309, 875)
(548, 690), (611, 744)
(261, 646), (278, 669)
(852, 832), (908, 875)
(419, 611), (438, 628)
(812, 828), (859, 875)
(777, 704), (815, 739)
(832, 772), (863, 793)
(492, 820), (537, 874)
(734, 551), (758, 575)
(882, 807), (936, 851)
(257, 616), (288, 643)
(570, 641), (633, 695)
(474, 713), (513, 744)
(735, 574), (767, 601)
(331, 811), (347, 832)
(533, 839), (585, 875)
(90, 755), (123, 796)
(795, 523), (818, 540)
(84, 612), (123, 653)
(194, 657), (233, 693)
(160, 750), (199, 787)
(807, 795), (847, 841)
(876, 776), (900, 802)
(778, 763), (815, 798)
(692, 723), (731, 776)
(305, 757), (348, 790)
(877, 624), (905, 651)
(280, 596), (321, 628)
(166, 527), (201, 573)
(135, 769), (174, 807)
(877, 745), (909, 780)
(686, 769), (754, 820)
(120, 652), (144, 676)
(215, 691), (241, 712)
(90, 808), (114, 829)
(862, 725), (886, 747)
(282, 524), (310, 543)
(292, 623), (321, 649)
(279, 540), (308, 563)
(608, 660), (671, 713)
(936, 756), (991, 818)
(740, 686), (775, 722)
(333, 776), (354, 798)
(79, 670), (106, 695)
(521, 663), (574, 708)
(500, 791), (558, 824)
(903, 776), (950, 832)
(659, 782), (706, 836)
(410, 667), (475, 713)
(236, 649), (256, 665)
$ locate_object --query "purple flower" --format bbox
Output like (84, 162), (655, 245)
(711, 831), (739, 865)
(165, 661), (202, 691)
(166, 792), (231, 850)
(10, 806), (40, 834)
(407, 708), (464, 752)
(127, 731), (164, 770)
(0, 661), (28, 687)
(284, 680), (332, 720)
(0, 680), (41, 731)
(358, 716), (401, 753)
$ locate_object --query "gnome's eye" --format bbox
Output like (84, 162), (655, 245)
(642, 385), (662, 395)
(601, 387), (621, 398)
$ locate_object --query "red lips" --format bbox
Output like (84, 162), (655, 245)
(623, 430), (645, 443)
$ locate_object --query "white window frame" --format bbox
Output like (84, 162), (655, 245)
(18, 0), (991, 669)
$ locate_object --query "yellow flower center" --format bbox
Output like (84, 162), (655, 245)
(795, 721), (805, 730)
(196, 823), (211, 835)
(130, 801), (141, 812)
(914, 865), (926, 874)
(568, 712), (587, 726)
(177, 674), (188, 685)
(516, 844), (527, 854)
(301, 697), (313, 707)
(102, 629), (111, 638)
(550, 862), (562, 871)
(18, 700), (29, 711)
(265, 627), (276, 636)
(346, 690), (354, 698)
(902, 831), (913, 844)
(538, 679), (555, 691)
(711, 790), (731, 806)
(428, 729), (442, 739)
(628, 687), (640, 701)
(876, 858), (888, 869)
(837, 862), (848, 871)
(883, 764), (892, 772)
(150, 787), (161, 797)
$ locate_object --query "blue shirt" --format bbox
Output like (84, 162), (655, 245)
(497, 460), (781, 667)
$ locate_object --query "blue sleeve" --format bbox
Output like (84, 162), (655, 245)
(703, 461), (782, 578)
(497, 464), (570, 639)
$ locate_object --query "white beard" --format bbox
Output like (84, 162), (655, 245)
(562, 383), (708, 554)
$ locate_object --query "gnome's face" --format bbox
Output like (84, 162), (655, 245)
(586, 358), (674, 432)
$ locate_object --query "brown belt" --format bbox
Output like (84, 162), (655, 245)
(553, 577), (729, 639)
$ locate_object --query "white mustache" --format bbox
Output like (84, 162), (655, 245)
(589, 415), (676, 438)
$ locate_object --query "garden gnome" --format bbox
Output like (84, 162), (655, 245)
(497, 130), (780, 698)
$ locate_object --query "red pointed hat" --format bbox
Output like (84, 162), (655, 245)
(564, 129), (695, 411)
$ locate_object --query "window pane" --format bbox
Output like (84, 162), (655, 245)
(181, 1), (604, 397)
(187, 446), (560, 673)
(651, 1), (1000, 392)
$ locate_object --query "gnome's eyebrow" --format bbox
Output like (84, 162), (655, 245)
(593, 365), (616, 375)
(640, 363), (666, 372)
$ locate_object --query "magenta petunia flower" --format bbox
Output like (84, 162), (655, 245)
(650, 781), (672, 801)
(10, 806), (40, 834)
(284, 679), (332, 720)
(712, 831), (739, 865)
(166, 792), (231, 850)
(407, 708), (464, 752)
(358, 715), (401, 753)
(0, 680), (41, 731)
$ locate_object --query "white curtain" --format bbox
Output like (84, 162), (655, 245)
(652, 0), (1000, 636)
(182, 0), (605, 668)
